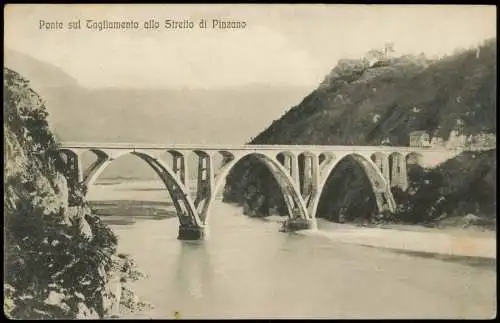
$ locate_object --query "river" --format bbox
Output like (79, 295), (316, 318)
(88, 180), (496, 319)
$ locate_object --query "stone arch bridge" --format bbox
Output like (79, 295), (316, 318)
(56, 142), (461, 240)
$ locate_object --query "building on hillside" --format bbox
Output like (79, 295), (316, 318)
(409, 130), (431, 147)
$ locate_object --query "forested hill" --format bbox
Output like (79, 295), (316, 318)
(251, 38), (496, 146)
(223, 38), (496, 227)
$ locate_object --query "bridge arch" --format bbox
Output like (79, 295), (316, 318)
(77, 149), (203, 227)
(217, 150), (236, 164)
(276, 150), (296, 165)
(81, 148), (128, 187)
(211, 150), (237, 192)
(318, 152), (336, 167)
(87, 148), (110, 159)
(370, 151), (388, 162)
(309, 152), (396, 220)
(406, 151), (424, 166)
(166, 149), (185, 158)
(370, 152), (390, 181)
(388, 150), (405, 166)
(201, 151), (309, 226)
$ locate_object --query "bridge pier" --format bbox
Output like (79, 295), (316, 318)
(177, 225), (207, 240)
(280, 217), (317, 232)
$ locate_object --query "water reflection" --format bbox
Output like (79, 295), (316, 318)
(173, 241), (213, 299)
(168, 241), (217, 318)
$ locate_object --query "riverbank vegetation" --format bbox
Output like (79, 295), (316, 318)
(393, 149), (496, 229)
(224, 38), (496, 229)
(4, 68), (150, 319)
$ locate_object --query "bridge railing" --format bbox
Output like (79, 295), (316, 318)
(59, 141), (462, 153)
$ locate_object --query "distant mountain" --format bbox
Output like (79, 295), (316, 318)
(4, 49), (79, 89)
(4, 49), (311, 179)
(39, 86), (310, 145)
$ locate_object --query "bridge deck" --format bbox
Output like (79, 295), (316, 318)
(60, 142), (459, 153)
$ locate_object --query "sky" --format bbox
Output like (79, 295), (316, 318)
(4, 4), (497, 90)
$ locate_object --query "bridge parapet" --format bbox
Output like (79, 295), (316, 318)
(60, 141), (458, 153)
(60, 142), (460, 169)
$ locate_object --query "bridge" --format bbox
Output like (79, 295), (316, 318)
(56, 142), (462, 240)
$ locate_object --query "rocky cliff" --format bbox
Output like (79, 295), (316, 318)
(3, 68), (147, 318)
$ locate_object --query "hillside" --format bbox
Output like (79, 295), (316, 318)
(251, 39), (496, 146)
(224, 38), (497, 225)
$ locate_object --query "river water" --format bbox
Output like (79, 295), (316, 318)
(88, 180), (496, 319)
